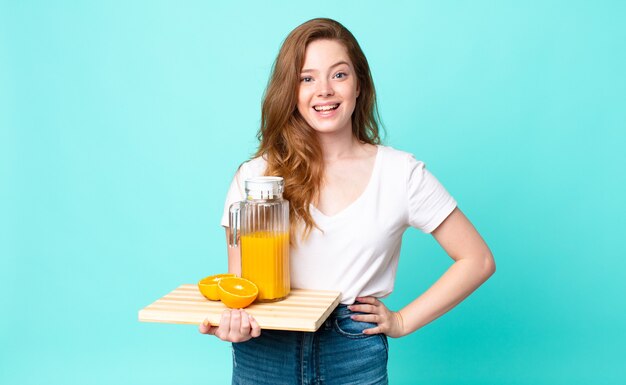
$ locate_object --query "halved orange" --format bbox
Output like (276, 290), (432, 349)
(198, 273), (236, 301)
(217, 277), (258, 309)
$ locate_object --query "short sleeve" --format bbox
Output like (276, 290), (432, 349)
(220, 157), (268, 227)
(220, 166), (246, 227)
(406, 155), (457, 233)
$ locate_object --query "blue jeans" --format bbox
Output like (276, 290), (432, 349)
(232, 304), (389, 385)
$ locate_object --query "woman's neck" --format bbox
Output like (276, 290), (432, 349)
(316, 129), (363, 162)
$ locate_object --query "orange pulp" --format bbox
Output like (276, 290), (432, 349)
(217, 277), (258, 309)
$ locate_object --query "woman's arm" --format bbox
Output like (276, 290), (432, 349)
(351, 207), (496, 337)
(225, 227), (241, 276)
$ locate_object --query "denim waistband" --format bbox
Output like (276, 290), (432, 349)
(330, 304), (352, 318)
(320, 303), (361, 330)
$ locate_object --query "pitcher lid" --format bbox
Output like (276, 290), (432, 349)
(245, 176), (284, 200)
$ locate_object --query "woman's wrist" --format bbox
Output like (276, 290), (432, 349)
(393, 311), (407, 337)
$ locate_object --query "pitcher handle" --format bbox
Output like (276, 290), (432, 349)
(228, 201), (242, 247)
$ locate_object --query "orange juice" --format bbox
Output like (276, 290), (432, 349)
(240, 231), (290, 302)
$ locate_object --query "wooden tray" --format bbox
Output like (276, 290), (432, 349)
(139, 284), (341, 332)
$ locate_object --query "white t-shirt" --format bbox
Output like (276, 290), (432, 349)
(221, 145), (457, 304)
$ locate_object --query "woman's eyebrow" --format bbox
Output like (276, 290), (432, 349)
(301, 61), (350, 73)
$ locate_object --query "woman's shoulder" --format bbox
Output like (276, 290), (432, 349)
(377, 144), (423, 165)
(237, 154), (268, 177)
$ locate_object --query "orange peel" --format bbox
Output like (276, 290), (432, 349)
(198, 273), (236, 301)
(217, 277), (258, 309)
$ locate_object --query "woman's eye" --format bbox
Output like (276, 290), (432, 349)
(301, 76), (313, 83)
(334, 72), (347, 79)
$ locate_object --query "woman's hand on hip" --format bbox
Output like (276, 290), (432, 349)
(349, 296), (406, 338)
(198, 309), (261, 342)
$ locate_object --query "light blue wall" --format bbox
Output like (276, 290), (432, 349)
(1, 1), (625, 384)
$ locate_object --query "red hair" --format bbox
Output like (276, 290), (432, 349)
(256, 18), (382, 239)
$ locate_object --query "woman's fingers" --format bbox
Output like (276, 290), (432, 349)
(349, 297), (379, 314)
(351, 313), (379, 323)
(198, 318), (217, 335)
(228, 309), (243, 340)
(349, 304), (377, 314)
(249, 314), (261, 338)
(356, 296), (378, 304)
(355, 297), (380, 308)
(348, 297), (406, 338)
(239, 310), (251, 336)
(198, 309), (261, 342)
(350, 304), (385, 335)
(214, 310), (232, 340)
(362, 325), (382, 335)
(198, 319), (209, 334)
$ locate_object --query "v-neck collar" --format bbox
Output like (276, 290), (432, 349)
(310, 145), (383, 222)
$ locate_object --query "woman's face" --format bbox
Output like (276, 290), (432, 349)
(297, 39), (359, 137)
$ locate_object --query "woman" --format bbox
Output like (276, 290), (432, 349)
(200, 18), (495, 384)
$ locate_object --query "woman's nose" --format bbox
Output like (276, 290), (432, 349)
(317, 79), (334, 97)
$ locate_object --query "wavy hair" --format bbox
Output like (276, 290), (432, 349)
(256, 18), (382, 240)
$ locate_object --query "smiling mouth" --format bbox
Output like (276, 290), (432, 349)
(313, 103), (340, 112)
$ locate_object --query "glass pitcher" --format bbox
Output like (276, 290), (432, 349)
(229, 176), (290, 302)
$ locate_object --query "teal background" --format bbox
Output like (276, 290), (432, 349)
(1, 1), (625, 384)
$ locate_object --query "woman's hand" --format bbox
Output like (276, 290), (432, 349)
(349, 296), (406, 338)
(198, 309), (261, 342)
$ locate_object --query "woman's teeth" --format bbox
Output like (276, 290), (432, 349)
(313, 104), (339, 111)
